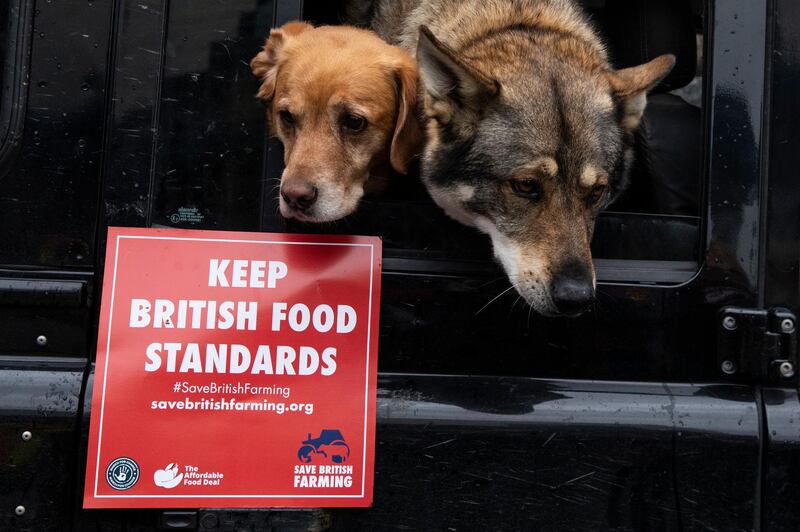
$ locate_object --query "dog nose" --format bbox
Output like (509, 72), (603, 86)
(281, 181), (318, 211)
(551, 265), (594, 316)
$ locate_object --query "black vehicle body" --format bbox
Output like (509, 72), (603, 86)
(1, 0), (799, 530)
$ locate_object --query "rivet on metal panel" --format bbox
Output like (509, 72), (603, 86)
(721, 360), (737, 375)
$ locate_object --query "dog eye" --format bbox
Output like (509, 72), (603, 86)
(587, 184), (607, 205)
(278, 110), (295, 128)
(341, 114), (367, 133)
(510, 179), (542, 200)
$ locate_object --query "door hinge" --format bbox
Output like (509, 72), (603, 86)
(717, 307), (797, 382)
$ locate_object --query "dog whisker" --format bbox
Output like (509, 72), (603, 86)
(477, 276), (507, 289)
(508, 295), (523, 319)
(525, 299), (536, 335)
(475, 285), (515, 316)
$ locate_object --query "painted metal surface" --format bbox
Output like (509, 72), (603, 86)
(761, 388), (800, 531)
(0, 357), (86, 532)
(0, 0), (112, 268)
(349, 375), (762, 531)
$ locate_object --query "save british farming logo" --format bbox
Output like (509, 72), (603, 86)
(294, 429), (354, 488)
(298, 429), (351, 464)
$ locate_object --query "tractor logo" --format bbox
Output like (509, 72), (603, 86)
(297, 429), (350, 464)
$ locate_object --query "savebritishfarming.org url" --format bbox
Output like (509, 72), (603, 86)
(150, 397), (314, 415)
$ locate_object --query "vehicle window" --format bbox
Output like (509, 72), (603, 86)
(0, 0), (24, 165)
(98, 0), (721, 380)
(148, 0), (274, 231)
(283, 0), (707, 285)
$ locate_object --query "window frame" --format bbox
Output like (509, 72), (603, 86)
(260, 0), (722, 289)
(0, 0), (32, 178)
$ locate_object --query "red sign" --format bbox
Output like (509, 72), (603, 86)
(83, 227), (381, 508)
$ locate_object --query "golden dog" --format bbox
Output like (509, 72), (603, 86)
(251, 22), (422, 222)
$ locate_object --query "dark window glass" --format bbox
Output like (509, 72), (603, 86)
(148, 0), (274, 231)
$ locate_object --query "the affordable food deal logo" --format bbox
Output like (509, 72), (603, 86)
(152, 463), (224, 489)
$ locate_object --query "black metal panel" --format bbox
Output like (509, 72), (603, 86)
(375, 272), (712, 380)
(698, 0), (769, 305)
(764, 0), (800, 312)
(0, 0), (111, 357)
(0, 0), (113, 269)
(0, 357), (86, 532)
(761, 388), (800, 531)
(0, 278), (84, 307)
(0, 267), (93, 358)
(327, 375), (760, 531)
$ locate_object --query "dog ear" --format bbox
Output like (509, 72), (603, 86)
(250, 21), (313, 103)
(416, 26), (499, 124)
(608, 54), (676, 131)
(389, 56), (423, 174)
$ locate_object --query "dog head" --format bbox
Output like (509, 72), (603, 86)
(251, 22), (422, 222)
(416, 27), (674, 316)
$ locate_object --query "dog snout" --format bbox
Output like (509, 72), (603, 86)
(281, 180), (318, 211)
(550, 261), (594, 316)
